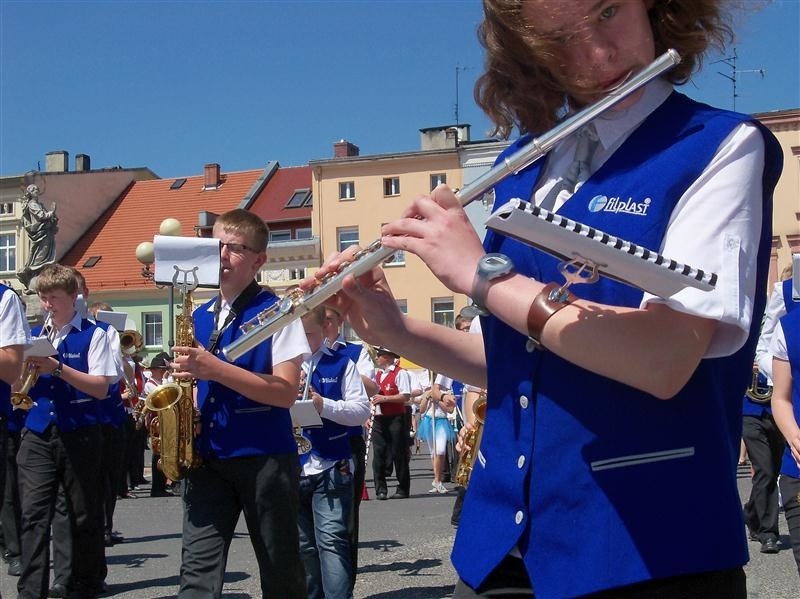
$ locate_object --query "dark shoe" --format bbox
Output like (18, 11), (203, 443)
(7, 558), (21, 576)
(376, 491), (388, 500)
(391, 490), (409, 499)
(1, 548), (10, 563)
(151, 490), (174, 497)
(48, 583), (68, 598)
(110, 532), (124, 543)
(760, 538), (780, 554)
(104, 532), (114, 547)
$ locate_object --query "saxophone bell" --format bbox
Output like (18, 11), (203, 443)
(455, 390), (487, 488)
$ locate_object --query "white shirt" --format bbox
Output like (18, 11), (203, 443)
(301, 345), (370, 476)
(326, 335), (376, 381)
(0, 288), (30, 349)
(769, 321), (788, 362)
(534, 79), (766, 359)
(375, 364), (413, 395)
(207, 295), (310, 366)
(51, 311), (117, 381)
(755, 282), (790, 381)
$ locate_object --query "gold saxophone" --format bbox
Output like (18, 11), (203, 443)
(455, 390), (487, 488)
(11, 313), (55, 411)
(144, 268), (201, 481)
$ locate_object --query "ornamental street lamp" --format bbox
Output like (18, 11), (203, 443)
(135, 218), (182, 351)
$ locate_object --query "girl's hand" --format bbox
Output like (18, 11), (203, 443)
(381, 184), (485, 296)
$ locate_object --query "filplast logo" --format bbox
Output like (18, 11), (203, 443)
(589, 195), (651, 216)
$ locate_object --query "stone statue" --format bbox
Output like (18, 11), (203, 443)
(17, 184), (58, 290)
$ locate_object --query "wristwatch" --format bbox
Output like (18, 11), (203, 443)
(471, 253), (515, 315)
(51, 361), (63, 378)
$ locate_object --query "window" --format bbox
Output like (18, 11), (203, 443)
(396, 299), (408, 314)
(430, 173), (447, 190)
(290, 267), (306, 280)
(432, 298), (454, 328)
(143, 312), (163, 347)
(295, 228), (313, 240)
(339, 181), (356, 200)
(269, 230), (291, 243)
(0, 233), (15, 272)
(383, 177), (400, 196)
(286, 189), (311, 208)
(0, 203), (13, 215)
(170, 178), (187, 190)
(337, 227), (359, 252)
(83, 256), (101, 268)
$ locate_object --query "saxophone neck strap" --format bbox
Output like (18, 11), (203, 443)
(208, 280), (263, 355)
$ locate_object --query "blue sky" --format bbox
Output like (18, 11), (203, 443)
(1, 0), (798, 180)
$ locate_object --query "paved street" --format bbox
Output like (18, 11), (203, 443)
(1, 453), (799, 598)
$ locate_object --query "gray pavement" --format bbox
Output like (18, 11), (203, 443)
(1, 452), (798, 598)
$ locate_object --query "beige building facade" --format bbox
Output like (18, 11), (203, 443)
(757, 109), (800, 288)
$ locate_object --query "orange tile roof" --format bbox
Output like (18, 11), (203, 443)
(249, 165), (312, 222)
(61, 168), (265, 292)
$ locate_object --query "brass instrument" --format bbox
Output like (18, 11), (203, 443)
(11, 313), (54, 411)
(455, 390), (487, 488)
(120, 329), (143, 355)
(293, 364), (313, 455)
(745, 365), (772, 404)
(222, 50), (682, 362)
(144, 267), (201, 481)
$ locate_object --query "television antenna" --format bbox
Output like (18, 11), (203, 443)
(715, 47), (765, 111)
(454, 64), (471, 123)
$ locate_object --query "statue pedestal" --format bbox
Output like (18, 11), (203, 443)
(21, 294), (45, 327)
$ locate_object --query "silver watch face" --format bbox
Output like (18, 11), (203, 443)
(480, 253), (513, 279)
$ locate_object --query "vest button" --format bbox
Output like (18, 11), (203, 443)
(209, 422), (215, 428)
(519, 396), (529, 409)
(515, 510), (524, 525)
(517, 455), (525, 469)
(209, 397), (215, 404)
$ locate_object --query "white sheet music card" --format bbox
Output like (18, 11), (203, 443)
(290, 400), (323, 428)
(792, 253), (800, 302)
(153, 235), (221, 288)
(24, 336), (57, 359)
(95, 310), (127, 331)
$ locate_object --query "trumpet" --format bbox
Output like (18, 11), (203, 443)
(223, 49), (682, 362)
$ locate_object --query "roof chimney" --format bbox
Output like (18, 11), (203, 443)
(334, 140), (359, 158)
(45, 150), (69, 173)
(75, 154), (91, 172)
(203, 163), (221, 189)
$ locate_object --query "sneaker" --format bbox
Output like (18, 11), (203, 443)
(436, 482), (448, 494)
(428, 482), (440, 493)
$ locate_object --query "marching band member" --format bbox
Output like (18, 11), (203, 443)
(170, 209), (309, 598)
(310, 0), (783, 596)
(0, 282), (30, 578)
(17, 264), (116, 599)
(297, 307), (370, 599)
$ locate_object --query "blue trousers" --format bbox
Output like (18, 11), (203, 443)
(298, 462), (354, 599)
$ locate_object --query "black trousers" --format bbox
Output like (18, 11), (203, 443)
(100, 423), (126, 534)
(779, 474), (800, 577)
(371, 414), (410, 495)
(52, 484), (72, 587)
(1, 430), (21, 559)
(453, 555), (746, 598)
(125, 415), (147, 489)
(178, 453), (306, 598)
(17, 425), (106, 599)
(742, 413), (785, 542)
(348, 434), (366, 592)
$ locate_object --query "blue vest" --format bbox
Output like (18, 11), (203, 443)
(451, 380), (465, 413)
(779, 308), (800, 479)
(784, 278), (799, 315)
(94, 321), (127, 429)
(194, 288), (295, 458)
(0, 284), (13, 419)
(300, 351), (353, 463)
(452, 92), (782, 597)
(26, 319), (103, 433)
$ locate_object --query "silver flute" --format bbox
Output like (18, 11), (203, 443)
(224, 49), (682, 362)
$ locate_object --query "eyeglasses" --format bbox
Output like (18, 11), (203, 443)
(220, 242), (259, 255)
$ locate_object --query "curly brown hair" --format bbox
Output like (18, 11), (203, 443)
(476, 0), (734, 137)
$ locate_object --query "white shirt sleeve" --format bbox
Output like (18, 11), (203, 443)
(640, 122), (766, 358)
(435, 373), (454, 389)
(755, 283), (787, 380)
(394, 370), (413, 395)
(356, 346), (375, 381)
(0, 289), (30, 347)
(105, 326), (125, 382)
(88, 327), (118, 380)
(466, 317), (484, 393)
(320, 360), (370, 426)
(271, 318), (311, 366)
(769, 322), (788, 362)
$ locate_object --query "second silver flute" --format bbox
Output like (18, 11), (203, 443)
(224, 49), (682, 362)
